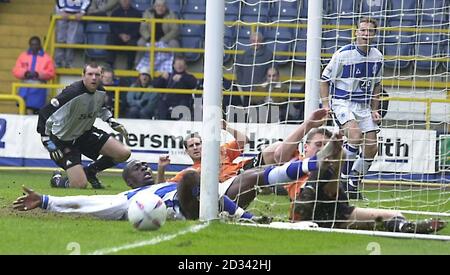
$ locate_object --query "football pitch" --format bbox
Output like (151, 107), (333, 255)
(0, 170), (449, 255)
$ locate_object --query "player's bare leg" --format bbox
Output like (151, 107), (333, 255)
(84, 137), (131, 189)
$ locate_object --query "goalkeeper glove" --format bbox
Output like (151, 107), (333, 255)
(108, 118), (129, 143)
(41, 136), (63, 161)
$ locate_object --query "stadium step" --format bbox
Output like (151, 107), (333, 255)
(0, 14), (51, 27)
(6, 0), (54, 4)
(0, 48), (22, 59)
(0, 3), (54, 14)
(0, 35), (30, 48)
(0, 58), (16, 71)
(0, 101), (21, 114)
(0, 26), (48, 37)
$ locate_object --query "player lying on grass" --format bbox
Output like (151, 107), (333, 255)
(12, 137), (340, 221)
(12, 160), (271, 222)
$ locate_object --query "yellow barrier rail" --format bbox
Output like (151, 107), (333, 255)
(10, 82), (449, 130)
(0, 94), (26, 115)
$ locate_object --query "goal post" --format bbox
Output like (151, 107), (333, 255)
(199, 0), (225, 221)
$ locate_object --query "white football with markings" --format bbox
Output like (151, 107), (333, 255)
(128, 191), (167, 231)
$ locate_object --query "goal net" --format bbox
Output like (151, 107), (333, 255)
(218, 0), (450, 238)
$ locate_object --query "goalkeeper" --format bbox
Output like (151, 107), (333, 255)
(37, 62), (131, 189)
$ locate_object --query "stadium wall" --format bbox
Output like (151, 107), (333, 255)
(0, 114), (442, 177)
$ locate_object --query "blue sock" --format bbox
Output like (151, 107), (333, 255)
(263, 156), (318, 185)
(220, 195), (253, 219)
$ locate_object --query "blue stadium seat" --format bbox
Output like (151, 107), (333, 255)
(132, 0), (152, 12)
(359, 0), (389, 22)
(269, 0), (299, 21)
(240, 1), (270, 18)
(294, 28), (307, 64)
(321, 30), (349, 65)
(415, 33), (443, 70)
(223, 26), (235, 63)
(164, 0), (183, 16)
(418, 0), (449, 27)
(236, 25), (253, 51)
(389, 0), (417, 23)
(84, 22), (111, 59)
(380, 32), (413, 70)
(225, 0), (240, 20)
(264, 28), (294, 63)
(179, 23), (204, 62)
(442, 40), (450, 71)
(325, 0), (359, 24)
(182, 0), (206, 20)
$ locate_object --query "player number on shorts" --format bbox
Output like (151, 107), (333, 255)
(359, 80), (372, 92)
(0, 118), (6, 149)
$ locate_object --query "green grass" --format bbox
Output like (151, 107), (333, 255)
(0, 171), (449, 255)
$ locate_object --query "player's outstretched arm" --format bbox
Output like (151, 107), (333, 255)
(12, 186), (42, 211)
(222, 119), (249, 150)
(273, 108), (330, 163)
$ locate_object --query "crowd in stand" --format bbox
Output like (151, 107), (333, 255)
(9, 0), (303, 123)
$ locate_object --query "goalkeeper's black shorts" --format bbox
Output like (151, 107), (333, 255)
(50, 127), (111, 169)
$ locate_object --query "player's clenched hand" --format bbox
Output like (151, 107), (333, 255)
(13, 186), (42, 211)
(307, 108), (330, 128)
(372, 110), (382, 124)
(41, 137), (64, 161)
(108, 118), (129, 143)
(158, 155), (171, 168)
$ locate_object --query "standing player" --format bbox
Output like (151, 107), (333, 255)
(320, 17), (383, 199)
(37, 62), (131, 189)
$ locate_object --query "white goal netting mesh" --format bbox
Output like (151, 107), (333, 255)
(217, 0), (450, 237)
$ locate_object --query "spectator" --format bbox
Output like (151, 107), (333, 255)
(234, 31), (273, 106)
(153, 56), (197, 120)
(125, 67), (159, 119)
(12, 36), (56, 115)
(136, 0), (179, 65)
(108, 0), (142, 69)
(135, 41), (174, 74)
(87, 0), (120, 16)
(54, 0), (91, 68)
(253, 66), (302, 123)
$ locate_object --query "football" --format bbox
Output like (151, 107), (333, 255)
(127, 191), (167, 231)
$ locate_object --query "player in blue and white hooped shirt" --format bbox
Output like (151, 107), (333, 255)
(320, 17), (383, 200)
(12, 160), (276, 222)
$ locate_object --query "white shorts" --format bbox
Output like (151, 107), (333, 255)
(331, 99), (379, 133)
(219, 176), (237, 197)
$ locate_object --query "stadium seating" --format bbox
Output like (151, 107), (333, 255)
(418, 0), (449, 26)
(389, 0), (418, 23)
(179, 23), (204, 62)
(443, 40), (450, 71)
(132, 0), (152, 12)
(379, 32), (413, 70)
(223, 26), (235, 63)
(415, 33), (443, 71)
(84, 22), (111, 60)
(325, 0), (359, 23)
(294, 28), (307, 64)
(225, 0), (240, 22)
(268, 0), (299, 22)
(264, 28), (293, 64)
(164, 0), (183, 16)
(182, 0), (206, 20)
